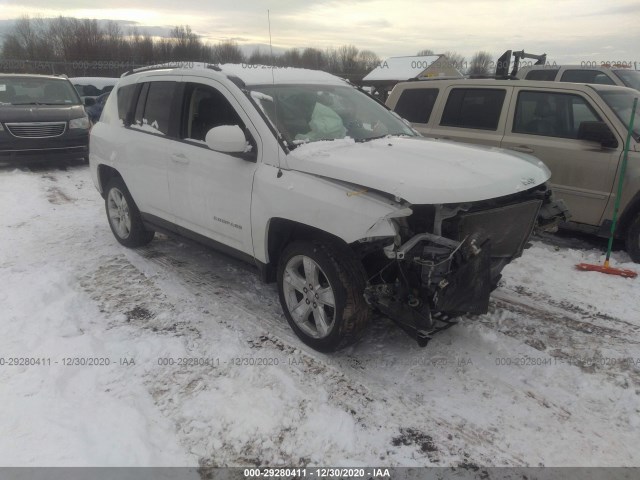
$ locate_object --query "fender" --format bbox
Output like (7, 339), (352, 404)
(251, 165), (409, 263)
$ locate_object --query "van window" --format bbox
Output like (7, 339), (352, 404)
(440, 88), (506, 130)
(132, 82), (177, 135)
(525, 69), (559, 81)
(560, 70), (616, 85)
(117, 84), (137, 125)
(394, 88), (439, 124)
(513, 90), (602, 139)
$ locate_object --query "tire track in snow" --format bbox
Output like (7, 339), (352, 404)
(81, 235), (639, 466)
(128, 241), (547, 466)
(82, 252), (498, 466)
(482, 290), (640, 387)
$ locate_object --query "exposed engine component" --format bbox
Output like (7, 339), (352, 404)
(360, 184), (565, 346)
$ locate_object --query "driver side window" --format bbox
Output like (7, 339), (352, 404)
(513, 91), (601, 139)
(181, 83), (244, 143)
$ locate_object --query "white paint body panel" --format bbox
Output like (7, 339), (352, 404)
(285, 137), (550, 204)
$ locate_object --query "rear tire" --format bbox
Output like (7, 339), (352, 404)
(104, 177), (154, 248)
(625, 214), (640, 263)
(276, 241), (370, 352)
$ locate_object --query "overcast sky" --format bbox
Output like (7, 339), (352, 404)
(0, 0), (638, 65)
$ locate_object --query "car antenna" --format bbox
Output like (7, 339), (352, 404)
(268, 9), (283, 177)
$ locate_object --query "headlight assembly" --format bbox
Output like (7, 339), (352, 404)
(69, 116), (90, 129)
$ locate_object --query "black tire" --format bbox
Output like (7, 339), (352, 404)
(104, 177), (155, 248)
(625, 214), (640, 263)
(276, 241), (370, 352)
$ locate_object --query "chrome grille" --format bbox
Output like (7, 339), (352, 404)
(5, 122), (67, 138)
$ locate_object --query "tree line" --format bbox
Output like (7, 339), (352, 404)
(0, 16), (495, 79)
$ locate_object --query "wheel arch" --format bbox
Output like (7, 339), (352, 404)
(97, 164), (123, 199)
(617, 190), (640, 237)
(262, 218), (358, 283)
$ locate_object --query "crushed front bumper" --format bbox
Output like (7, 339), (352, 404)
(364, 198), (544, 345)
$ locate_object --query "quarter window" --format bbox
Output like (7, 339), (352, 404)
(394, 88), (439, 124)
(117, 84), (137, 125)
(440, 88), (506, 130)
(132, 81), (178, 136)
(513, 90), (602, 139)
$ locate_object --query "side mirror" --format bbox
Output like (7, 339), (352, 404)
(84, 97), (96, 107)
(205, 125), (247, 153)
(577, 121), (618, 148)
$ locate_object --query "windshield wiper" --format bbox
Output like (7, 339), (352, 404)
(356, 134), (389, 143)
(10, 102), (44, 106)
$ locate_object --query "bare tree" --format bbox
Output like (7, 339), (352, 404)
(443, 50), (466, 72)
(169, 25), (203, 60)
(324, 47), (340, 74)
(213, 41), (245, 64)
(357, 49), (380, 72)
(299, 48), (325, 70)
(248, 47), (272, 65)
(468, 51), (493, 76)
(8, 16), (52, 60)
(0, 15), (388, 79)
(337, 44), (359, 73)
(416, 49), (434, 56)
(280, 48), (302, 67)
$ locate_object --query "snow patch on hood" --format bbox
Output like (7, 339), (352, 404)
(286, 136), (551, 204)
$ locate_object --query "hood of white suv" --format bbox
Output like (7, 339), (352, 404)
(286, 136), (551, 204)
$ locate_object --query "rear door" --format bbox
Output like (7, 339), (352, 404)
(428, 86), (512, 146)
(118, 79), (180, 222)
(500, 87), (623, 225)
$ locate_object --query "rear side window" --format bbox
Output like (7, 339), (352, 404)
(393, 88), (439, 124)
(440, 88), (506, 130)
(132, 81), (178, 135)
(525, 69), (559, 81)
(513, 90), (602, 139)
(117, 84), (137, 125)
(560, 70), (616, 85)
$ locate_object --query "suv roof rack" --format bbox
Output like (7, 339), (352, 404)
(121, 63), (221, 77)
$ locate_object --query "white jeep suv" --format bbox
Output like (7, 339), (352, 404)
(90, 63), (563, 351)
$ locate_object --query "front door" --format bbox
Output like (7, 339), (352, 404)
(501, 88), (622, 226)
(167, 78), (259, 255)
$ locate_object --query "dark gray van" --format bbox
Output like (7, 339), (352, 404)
(0, 74), (90, 164)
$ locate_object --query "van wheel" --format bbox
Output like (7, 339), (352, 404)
(625, 214), (640, 263)
(105, 177), (154, 248)
(277, 241), (370, 352)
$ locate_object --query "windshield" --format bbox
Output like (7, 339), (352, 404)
(73, 83), (114, 97)
(249, 84), (417, 146)
(0, 77), (81, 106)
(614, 70), (640, 91)
(598, 89), (640, 140)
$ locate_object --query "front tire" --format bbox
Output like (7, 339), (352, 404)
(104, 177), (154, 248)
(625, 214), (640, 263)
(276, 241), (370, 352)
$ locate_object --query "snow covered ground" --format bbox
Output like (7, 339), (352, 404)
(1, 163), (639, 468)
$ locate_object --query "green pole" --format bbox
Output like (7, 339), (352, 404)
(605, 97), (638, 267)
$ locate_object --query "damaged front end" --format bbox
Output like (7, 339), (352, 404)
(358, 183), (568, 346)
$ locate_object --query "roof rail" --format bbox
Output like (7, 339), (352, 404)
(121, 62), (221, 77)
